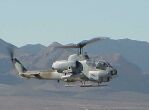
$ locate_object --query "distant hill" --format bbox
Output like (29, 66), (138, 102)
(20, 44), (46, 55)
(0, 39), (16, 57)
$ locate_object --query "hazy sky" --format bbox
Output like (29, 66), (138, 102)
(0, 0), (149, 47)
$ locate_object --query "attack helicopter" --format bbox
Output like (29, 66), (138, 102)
(8, 37), (117, 87)
(52, 37), (117, 86)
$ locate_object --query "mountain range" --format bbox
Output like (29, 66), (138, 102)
(0, 38), (149, 96)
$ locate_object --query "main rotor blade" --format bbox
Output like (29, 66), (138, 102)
(56, 44), (79, 48)
(56, 37), (108, 49)
(78, 37), (107, 47)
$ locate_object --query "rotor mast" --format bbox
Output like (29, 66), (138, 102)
(78, 44), (84, 55)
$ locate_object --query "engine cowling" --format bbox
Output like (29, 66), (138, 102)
(52, 60), (76, 72)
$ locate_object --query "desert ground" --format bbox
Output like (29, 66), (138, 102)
(0, 92), (149, 110)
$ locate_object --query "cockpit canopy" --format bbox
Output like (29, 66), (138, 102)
(96, 61), (112, 70)
(86, 60), (112, 70)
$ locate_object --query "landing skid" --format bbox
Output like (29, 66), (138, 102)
(80, 84), (107, 87)
(80, 84), (92, 87)
(65, 84), (76, 87)
(64, 84), (107, 87)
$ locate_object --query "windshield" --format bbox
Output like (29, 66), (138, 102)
(96, 61), (108, 70)
(86, 60), (111, 70)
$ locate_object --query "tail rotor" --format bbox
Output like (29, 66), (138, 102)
(7, 45), (27, 74)
(7, 45), (16, 64)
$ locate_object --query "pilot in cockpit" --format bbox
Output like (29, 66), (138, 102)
(96, 61), (108, 70)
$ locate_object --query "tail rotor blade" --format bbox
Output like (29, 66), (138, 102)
(7, 45), (16, 63)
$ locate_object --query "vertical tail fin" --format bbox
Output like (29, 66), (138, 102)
(12, 58), (27, 74)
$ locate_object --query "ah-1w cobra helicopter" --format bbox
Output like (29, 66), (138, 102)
(52, 37), (117, 86)
(8, 37), (117, 87)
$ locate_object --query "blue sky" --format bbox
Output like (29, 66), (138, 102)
(0, 0), (149, 47)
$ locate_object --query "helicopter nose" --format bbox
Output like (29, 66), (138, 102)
(108, 69), (117, 76)
(112, 69), (117, 75)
